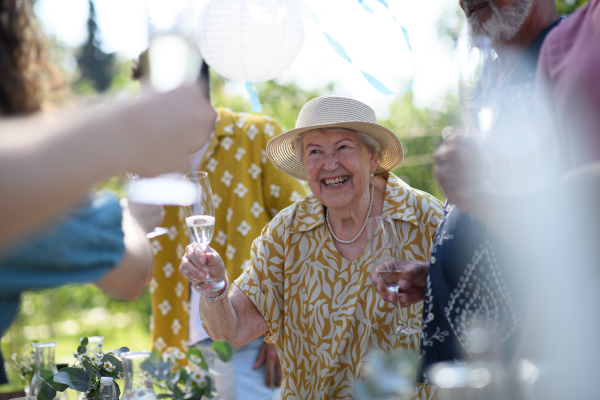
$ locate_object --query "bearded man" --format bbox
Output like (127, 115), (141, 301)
(371, 0), (562, 384)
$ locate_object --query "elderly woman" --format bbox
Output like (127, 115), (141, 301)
(180, 96), (443, 399)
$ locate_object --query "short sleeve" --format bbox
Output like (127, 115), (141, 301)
(234, 210), (291, 344)
(0, 191), (124, 296)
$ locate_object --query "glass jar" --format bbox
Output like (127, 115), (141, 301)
(120, 352), (157, 400)
(29, 342), (59, 398)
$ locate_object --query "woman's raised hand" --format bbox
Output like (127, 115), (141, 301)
(180, 243), (226, 284)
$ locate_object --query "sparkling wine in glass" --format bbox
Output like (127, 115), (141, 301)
(183, 171), (225, 293)
(368, 216), (419, 336)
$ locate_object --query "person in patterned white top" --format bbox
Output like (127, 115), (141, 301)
(180, 96), (444, 400)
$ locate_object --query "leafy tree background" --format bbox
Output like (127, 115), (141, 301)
(0, 0), (589, 393)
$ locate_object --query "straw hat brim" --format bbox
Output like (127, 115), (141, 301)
(266, 121), (404, 181)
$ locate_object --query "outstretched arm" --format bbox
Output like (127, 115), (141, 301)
(0, 84), (214, 244)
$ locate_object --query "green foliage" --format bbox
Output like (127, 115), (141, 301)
(209, 341), (232, 363)
(555, 0), (589, 15)
(37, 338), (127, 400)
(76, 0), (115, 92)
(141, 346), (231, 400)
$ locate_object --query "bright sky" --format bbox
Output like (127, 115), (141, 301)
(34, 0), (461, 116)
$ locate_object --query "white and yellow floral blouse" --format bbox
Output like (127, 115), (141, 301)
(235, 174), (444, 400)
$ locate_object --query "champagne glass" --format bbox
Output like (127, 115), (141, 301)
(368, 216), (418, 336)
(146, 0), (203, 93)
(182, 171), (225, 293)
(457, 33), (498, 142)
(124, 0), (204, 208)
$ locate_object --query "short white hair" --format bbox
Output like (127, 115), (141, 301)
(293, 127), (382, 164)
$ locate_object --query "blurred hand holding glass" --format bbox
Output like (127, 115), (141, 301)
(124, 0), (203, 210)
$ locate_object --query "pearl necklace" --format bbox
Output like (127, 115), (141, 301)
(326, 176), (375, 244)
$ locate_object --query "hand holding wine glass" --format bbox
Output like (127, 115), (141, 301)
(182, 171), (225, 293)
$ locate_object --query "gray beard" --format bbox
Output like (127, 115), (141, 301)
(466, 0), (534, 43)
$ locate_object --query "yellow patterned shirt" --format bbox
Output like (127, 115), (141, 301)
(151, 108), (307, 352)
(235, 174), (444, 400)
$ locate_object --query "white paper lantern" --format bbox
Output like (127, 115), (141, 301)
(197, 0), (305, 83)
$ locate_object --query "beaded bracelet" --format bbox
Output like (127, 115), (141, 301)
(199, 275), (229, 302)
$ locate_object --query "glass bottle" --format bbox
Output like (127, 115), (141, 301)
(99, 377), (117, 400)
(120, 352), (157, 400)
(29, 342), (59, 398)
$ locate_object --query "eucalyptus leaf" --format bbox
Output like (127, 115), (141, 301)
(149, 348), (162, 363)
(172, 384), (183, 399)
(178, 368), (189, 385)
(37, 382), (57, 400)
(40, 369), (54, 380)
(185, 348), (208, 371)
(81, 338), (89, 346)
(101, 353), (123, 374)
(81, 360), (94, 385)
(153, 361), (172, 381)
(40, 374), (68, 392)
(156, 395), (173, 399)
(114, 381), (121, 399)
(53, 367), (89, 391)
(166, 369), (181, 386)
(140, 358), (156, 376)
(211, 341), (233, 362)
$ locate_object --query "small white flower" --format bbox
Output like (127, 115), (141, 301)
(198, 378), (208, 388)
(118, 371), (125, 379)
(188, 354), (201, 364)
(89, 354), (99, 364)
(189, 370), (203, 384)
(103, 361), (114, 371)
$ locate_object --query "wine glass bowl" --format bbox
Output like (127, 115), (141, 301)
(368, 216), (419, 336)
(183, 171), (224, 293)
(457, 33), (498, 141)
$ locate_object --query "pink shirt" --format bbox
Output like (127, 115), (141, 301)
(537, 0), (600, 168)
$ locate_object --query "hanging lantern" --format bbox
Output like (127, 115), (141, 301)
(197, 0), (305, 83)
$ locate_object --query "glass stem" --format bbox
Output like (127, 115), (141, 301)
(395, 295), (407, 334)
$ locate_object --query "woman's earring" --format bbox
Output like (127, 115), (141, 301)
(371, 173), (374, 177)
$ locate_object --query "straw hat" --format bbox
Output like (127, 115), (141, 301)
(266, 96), (404, 180)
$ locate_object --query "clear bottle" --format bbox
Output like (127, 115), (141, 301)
(29, 342), (59, 398)
(120, 352), (157, 400)
(99, 377), (117, 400)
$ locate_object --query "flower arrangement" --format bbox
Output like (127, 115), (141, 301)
(9, 344), (35, 389)
(141, 341), (233, 400)
(37, 337), (129, 400)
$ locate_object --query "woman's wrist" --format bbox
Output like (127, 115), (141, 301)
(199, 275), (229, 302)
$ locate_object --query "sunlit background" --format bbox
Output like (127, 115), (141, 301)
(0, 0), (587, 394)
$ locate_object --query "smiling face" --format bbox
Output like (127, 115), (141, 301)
(460, 0), (533, 44)
(301, 128), (378, 214)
